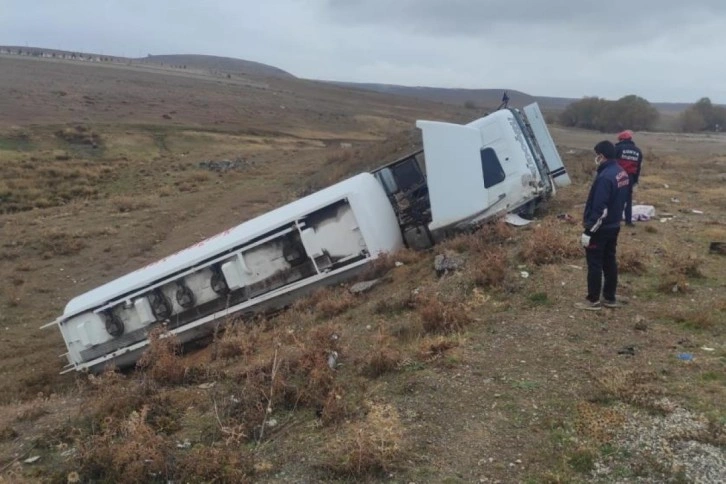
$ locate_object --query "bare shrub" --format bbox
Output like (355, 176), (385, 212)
(305, 287), (356, 318)
(136, 327), (185, 385)
(362, 331), (402, 378)
(0, 425), (18, 441)
(519, 222), (580, 265)
(35, 229), (87, 257)
(173, 446), (255, 482)
(358, 253), (397, 280)
(217, 322), (260, 361)
(373, 291), (416, 315)
(591, 368), (667, 412)
(668, 308), (718, 330)
(417, 292), (471, 334)
(618, 245), (649, 275)
(575, 401), (626, 443)
(470, 245), (509, 289)
(76, 405), (169, 482)
(112, 195), (154, 213)
(418, 335), (459, 362)
(323, 402), (404, 476)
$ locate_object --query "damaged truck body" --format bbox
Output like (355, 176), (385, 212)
(45, 102), (570, 373)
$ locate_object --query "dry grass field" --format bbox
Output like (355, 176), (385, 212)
(0, 54), (724, 483)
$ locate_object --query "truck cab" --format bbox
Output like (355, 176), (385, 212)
(373, 103), (569, 248)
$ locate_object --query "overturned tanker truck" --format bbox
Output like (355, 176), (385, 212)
(44, 103), (570, 373)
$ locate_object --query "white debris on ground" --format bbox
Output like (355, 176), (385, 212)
(591, 399), (726, 483)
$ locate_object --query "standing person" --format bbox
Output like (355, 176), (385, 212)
(576, 141), (630, 311)
(615, 130), (643, 226)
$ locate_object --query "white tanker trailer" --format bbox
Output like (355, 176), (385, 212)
(44, 103), (570, 373)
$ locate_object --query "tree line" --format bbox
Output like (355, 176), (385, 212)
(559, 95), (725, 133)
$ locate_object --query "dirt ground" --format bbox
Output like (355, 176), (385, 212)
(0, 55), (724, 483)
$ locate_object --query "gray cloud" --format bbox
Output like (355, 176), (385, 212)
(1, 0), (725, 103)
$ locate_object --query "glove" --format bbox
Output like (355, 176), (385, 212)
(580, 232), (591, 248)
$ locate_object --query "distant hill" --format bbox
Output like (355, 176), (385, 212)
(324, 81), (537, 109)
(0, 46), (702, 112)
(137, 54), (295, 79)
(324, 81), (700, 114)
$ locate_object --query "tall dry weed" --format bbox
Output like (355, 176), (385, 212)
(519, 222), (581, 265)
(417, 292), (471, 334)
(323, 401), (405, 476)
(76, 405), (169, 482)
(136, 327), (185, 385)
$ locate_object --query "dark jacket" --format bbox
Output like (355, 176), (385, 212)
(583, 159), (629, 234)
(615, 139), (643, 182)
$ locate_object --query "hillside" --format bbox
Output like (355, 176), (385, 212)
(0, 54), (724, 483)
(137, 54), (295, 79)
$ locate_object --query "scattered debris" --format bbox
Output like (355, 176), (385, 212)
(23, 456), (40, 464)
(349, 279), (381, 294)
(198, 382), (216, 389)
(677, 353), (694, 361)
(519, 271), (530, 279)
(631, 204), (656, 221)
(634, 315), (648, 332)
(197, 158), (251, 173)
(691, 209), (704, 215)
(701, 347), (715, 352)
(709, 242), (726, 255)
(617, 345), (636, 356)
(504, 213), (532, 226)
(556, 212), (576, 223)
(176, 439), (192, 449)
(394, 261), (404, 267)
(671, 197), (680, 203)
(434, 251), (466, 276)
(327, 351), (339, 370)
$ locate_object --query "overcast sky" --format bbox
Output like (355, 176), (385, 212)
(2, 0), (725, 103)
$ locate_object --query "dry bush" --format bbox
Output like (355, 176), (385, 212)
(362, 330), (402, 378)
(519, 222), (581, 265)
(591, 368), (667, 412)
(185, 170), (212, 183)
(618, 245), (649, 275)
(470, 245), (510, 289)
(655, 252), (704, 294)
(112, 195), (154, 213)
(392, 247), (425, 265)
(417, 292), (471, 335)
(76, 405), (170, 482)
(440, 219), (515, 254)
(173, 446), (255, 483)
(418, 335), (460, 362)
(15, 400), (49, 422)
(373, 291), (416, 315)
(323, 401), (404, 476)
(295, 324), (342, 407)
(217, 322), (260, 361)
(575, 401), (626, 443)
(303, 287), (357, 318)
(666, 252), (705, 279)
(136, 328), (186, 385)
(357, 253), (397, 281)
(667, 308), (718, 331)
(34, 228), (87, 257)
(0, 425), (18, 441)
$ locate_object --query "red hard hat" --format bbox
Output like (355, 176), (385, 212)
(618, 130), (633, 140)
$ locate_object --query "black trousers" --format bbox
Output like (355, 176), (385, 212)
(623, 174), (635, 224)
(585, 227), (620, 302)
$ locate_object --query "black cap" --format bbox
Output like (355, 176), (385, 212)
(594, 140), (616, 159)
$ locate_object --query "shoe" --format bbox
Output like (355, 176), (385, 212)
(575, 301), (602, 311)
(602, 299), (626, 308)
(625, 222), (635, 227)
